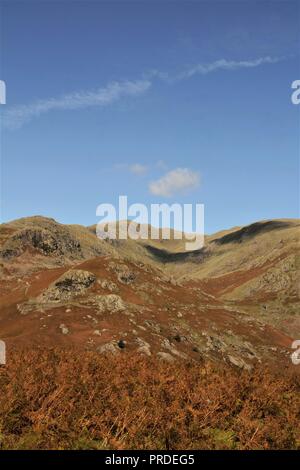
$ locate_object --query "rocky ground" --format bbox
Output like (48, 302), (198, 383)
(0, 216), (299, 373)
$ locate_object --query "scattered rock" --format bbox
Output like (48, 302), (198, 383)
(94, 294), (125, 314)
(161, 338), (187, 359)
(137, 325), (146, 331)
(206, 335), (226, 352)
(108, 262), (136, 284)
(97, 342), (118, 355)
(135, 337), (151, 356)
(173, 334), (187, 343)
(117, 268), (136, 285)
(144, 320), (161, 333)
(59, 324), (69, 335)
(228, 355), (252, 371)
(98, 279), (119, 293)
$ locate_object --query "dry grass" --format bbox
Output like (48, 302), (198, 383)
(0, 347), (299, 450)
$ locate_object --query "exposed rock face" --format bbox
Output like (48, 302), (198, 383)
(98, 279), (119, 293)
(1, 228), (81, 259)
(93, 294), (125, 314)
(117, 268), (136, 285)
(0, 217), (114, 271)
(240, 255), (297, 295)
(108, 262), (136, 284)
(17, 269), (97, 314)
(39, 270), (96, 302)
(97, 342), (118, 355)
(228, 355), (252, 371)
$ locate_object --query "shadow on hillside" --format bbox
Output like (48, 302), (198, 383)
(144, 244), (209, 263)
(212, 221), (291, 245)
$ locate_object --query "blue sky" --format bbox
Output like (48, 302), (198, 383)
(0, 0), (299, 233)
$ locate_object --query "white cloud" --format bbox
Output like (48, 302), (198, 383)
(149, 168), (200, 197)
(3, 79), (151, 129)
(129, 163), (148, 175)
(114, 163), (148, 175)
(3, 55), (283, 130)
(146, 56), (282, 82)
(176, 56), (281, 80)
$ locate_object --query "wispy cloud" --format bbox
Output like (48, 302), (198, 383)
(114, 162), (166, 175)
(114, 163), (148, 175)
(3, 79), (151, 129)
(176, 56), (281, 80)
(149, 168), (200, 197)
(2, 55), (282, 130)
(129, 163), (148, 175)
(146, 56), (282, 82)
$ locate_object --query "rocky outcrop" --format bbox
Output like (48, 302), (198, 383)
(98, 279), (119, 293)
(93, 294), (126, 314)
(1, 227), (81, 259)
(0, 216), (114, 266)
(108, 262), (136, 284)
(40, 270), (96, 302)
(18, 270), (96, 314)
